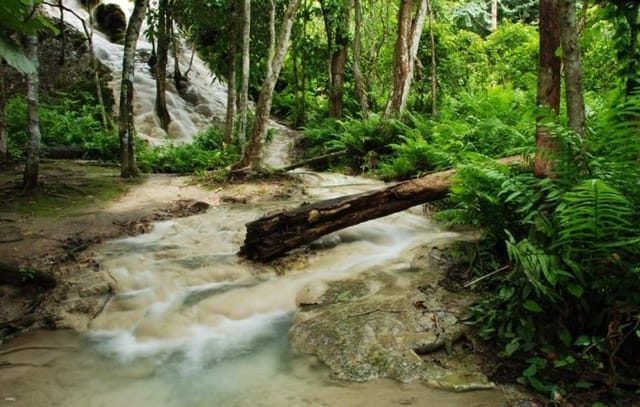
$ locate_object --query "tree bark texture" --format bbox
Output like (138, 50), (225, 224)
(155, 0), (171, 132)
(535, 0), (561, 178)
(224, 1), (238, 145)
(622, 2), (639, 96)
(353, 0), (369, 120)
(490, 0), (498, 32)
(22, 18), (41, 194)
(321, 0), (350, 118)
(558, 0), (585, 137)
(237, 0), (251, 148)
(235, 0), (302, 171)
(383, 0), (427, 120)
(88, 2), (110, 129)
(0, 62), (7, 163)
(240, 156), (524, 261)
(427, 0), (437, 116)
(118, 0), (147, 178)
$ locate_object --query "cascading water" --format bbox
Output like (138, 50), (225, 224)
(0, 3), (518, 406)
(0, 165), (512, 405)
(46, 0), (229, 145)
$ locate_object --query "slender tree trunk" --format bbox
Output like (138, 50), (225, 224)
(535, 0), (562, 178)
(237, 0), (251, 149)
(184, 42), (195, 78)
(292, 35), (302, 127)
(622, 3), (639, 97)
(22, 10), (41, 194)
(224, 1), (238, 145)
(320, 1), (333, 99)
(233, 0), (303, 171)
(577, 0), (588, 34)
(490, 0), (498, 32)
(322, 0), (350, 118)
(383, 0), (428, 120)
(170, 12), (184, 92)
(558, 0), (585, 137)
(42, 2), (111, 128)
(58, 0), (65, 64)
(87, 2), (110, 128)
(118, 0), (147, 178)
(155, 0), (171, 132)
(427, 0), (436, 116)
(353, 0), (369, 120)
(0, 62), (7, 163)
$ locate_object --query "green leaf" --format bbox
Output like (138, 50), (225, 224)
(575, 380), (594, 389)
(522, 364), (538, 377)
(558, 328), (572, 347)
(574, 335), (591, 346)
(567, 283), (584, 298)
(553, 355), (576, 368)
(523, 300), (543, 313)
(505, 339), (520, 356)
(0, 36), (36, 74)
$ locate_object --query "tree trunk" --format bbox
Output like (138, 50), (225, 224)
(383, 0), (428, 120)
(224, 1), (238, 145)
(155, 0), (171, 132)
(490, 0), (498, 32)
(240, 156), (524, 261)
(233, 0), (302, 171)
(353, 0), (369, 120)
(237, 0), (251, 149)
(22, 12), (41, 194)
(58, 0), (65, 64)
(321, 0), (350, 118)
(558, 0), (585, 137)
(118, 0), (147, 178)
(535, 0), (561, 178)
(0, 62), (7, 163)
(622, 2), (639, 97)
(427, 0), (436, 116)
(85, 2), (110, 129)
(170, 11), (183, 92)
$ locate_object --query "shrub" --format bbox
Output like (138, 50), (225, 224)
(137, 127), (239, 173)
(5, 93), (118, 161)
(438, 94), (640, 400)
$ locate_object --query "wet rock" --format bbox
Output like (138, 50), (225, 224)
(79, 281), (112, 297)
(95, 3), (127, 43)
(289, 240), (495, 390)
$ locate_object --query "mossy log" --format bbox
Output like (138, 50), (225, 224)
(240, 156), (524, 262)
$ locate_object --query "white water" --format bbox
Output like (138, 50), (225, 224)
(46, 0), (229, 145)
(0, 170), (513, 406)
(0, 4), (516, 405)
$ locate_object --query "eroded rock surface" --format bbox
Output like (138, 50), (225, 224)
(289, 240), (494, 391)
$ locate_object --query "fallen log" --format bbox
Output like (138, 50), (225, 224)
(239, 156), (524, 261)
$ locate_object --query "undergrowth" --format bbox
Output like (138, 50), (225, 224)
(437, 93), (640, 403)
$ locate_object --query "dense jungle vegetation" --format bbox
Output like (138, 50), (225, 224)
(1, 0), (639, 404)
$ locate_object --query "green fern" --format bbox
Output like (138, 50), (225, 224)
(553, 179), (636, 260)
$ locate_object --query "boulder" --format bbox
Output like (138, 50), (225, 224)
(289, 240), (495, 390)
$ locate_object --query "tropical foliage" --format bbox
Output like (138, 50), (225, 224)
(438, 94), (640, 400)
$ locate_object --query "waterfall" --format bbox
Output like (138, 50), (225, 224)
(45, 0), (229, 145)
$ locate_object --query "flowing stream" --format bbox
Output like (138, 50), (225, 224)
(0, 167), (512, 406)
(0, 3), (515, 405)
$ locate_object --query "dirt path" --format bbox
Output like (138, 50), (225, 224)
(0, 166), (294, 342)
